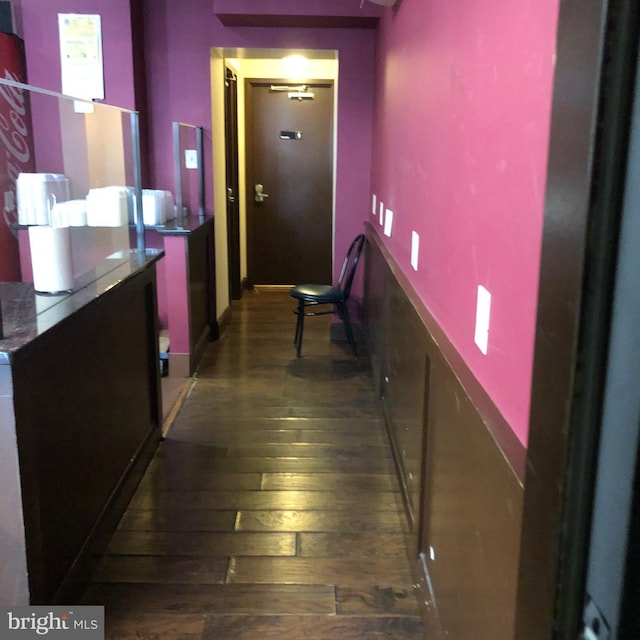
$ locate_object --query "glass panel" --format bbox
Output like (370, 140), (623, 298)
(173, 121), (204, 218)
(0, 77), (143, 281)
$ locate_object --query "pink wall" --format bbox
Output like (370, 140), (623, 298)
(19, 0), (136, 189)
(19, 0), (375, 280)
(18, 0), (375, 378)
(142, 2), (376, 266)
(20, 0), (136, 109)
(16, 0), (558, 443)
(370, 0), (559, 444)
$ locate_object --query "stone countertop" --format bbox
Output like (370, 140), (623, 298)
(0, 249), (163, 364)
(151, 215), (213, 236)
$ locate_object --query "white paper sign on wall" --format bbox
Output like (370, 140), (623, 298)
(58, 14), (104, 101)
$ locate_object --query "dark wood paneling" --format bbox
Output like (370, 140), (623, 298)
(421, 353), (523, 640)
(380, 281), (430, 527)
(187, 218), (217, 362)
(11, 266), (162, 603)
(363, 227), (524, 640)
(516, 1), (640, 637)
(0, 366), (29, 604)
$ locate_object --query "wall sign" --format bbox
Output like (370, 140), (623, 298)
(58, 14), (104, 100)
(280, 130), (302, 140)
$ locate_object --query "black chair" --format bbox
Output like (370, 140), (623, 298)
(289, 234), (365, 357)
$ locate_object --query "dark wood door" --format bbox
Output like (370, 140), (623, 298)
(245, 80), (333, 285)
(224, 67), (242, 300)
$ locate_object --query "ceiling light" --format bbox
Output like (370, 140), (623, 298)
(282, 55), (308, 79)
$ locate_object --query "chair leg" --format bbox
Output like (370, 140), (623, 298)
(294, 303), (302, 345)
(338, 302), (357, 356)
(294, 299), (305, 357)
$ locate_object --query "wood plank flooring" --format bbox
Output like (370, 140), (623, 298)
(81, 290), (425, 639)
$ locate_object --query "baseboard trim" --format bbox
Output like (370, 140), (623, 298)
(217, 305), (233, 336)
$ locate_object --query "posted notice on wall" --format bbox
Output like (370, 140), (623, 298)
(58, 14), (104, 100)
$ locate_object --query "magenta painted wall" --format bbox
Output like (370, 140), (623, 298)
(211, 0), (383, 20)
(370, 0), (559, 444)
(19, 1), (136, 187)
(18, 0), (375, 284)
(20, 0), (136, 110)
(16, 0), (558, 443)
(142, 2), (376, 269)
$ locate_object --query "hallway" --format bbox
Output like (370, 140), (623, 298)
(81, 289), (425, 639)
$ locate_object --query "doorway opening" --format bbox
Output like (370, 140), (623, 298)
(210, 48), (339, 309)
(244, 78), (334, 286)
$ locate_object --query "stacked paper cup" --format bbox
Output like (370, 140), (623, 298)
(28, 225), (74, 294)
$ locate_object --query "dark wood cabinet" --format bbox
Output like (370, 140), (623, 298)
(0, 252), (163, 604)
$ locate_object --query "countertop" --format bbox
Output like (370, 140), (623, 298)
(151, 215), (213, 236)
(0, 249), (163, 364)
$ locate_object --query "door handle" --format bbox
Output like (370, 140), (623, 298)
(227, 187), (235, 203)
(254, 183), (269, 203)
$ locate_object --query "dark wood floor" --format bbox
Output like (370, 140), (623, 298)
(81, 289), (425, 639)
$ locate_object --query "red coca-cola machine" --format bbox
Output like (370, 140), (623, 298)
(0, 31), (35, 281)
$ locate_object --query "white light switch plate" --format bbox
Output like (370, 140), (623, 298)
(184, 149), (198, 169)
(474, 285), (491, 355)
(384, 209), (394, 237)
(411, 231), (419, 270)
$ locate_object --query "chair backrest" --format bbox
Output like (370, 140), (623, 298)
(337, 234), (365, 300)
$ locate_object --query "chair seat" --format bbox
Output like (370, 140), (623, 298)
(289, 284), (343, 304)
(288, 234), (365, 357)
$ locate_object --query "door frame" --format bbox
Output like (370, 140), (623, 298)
(515, 0), (640, 637)
(224, 65), (242, 300)
(212, 52), (340, 308)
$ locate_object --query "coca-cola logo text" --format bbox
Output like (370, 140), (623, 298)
(1, 71), (32, 233)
